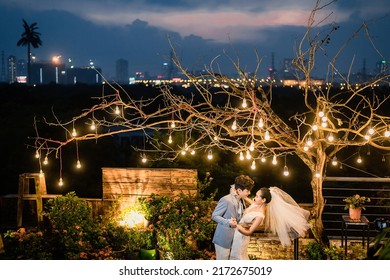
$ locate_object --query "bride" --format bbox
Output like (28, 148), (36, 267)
(229, 186), (311, 260)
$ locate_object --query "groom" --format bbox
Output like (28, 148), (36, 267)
(211, 174), (254, 260)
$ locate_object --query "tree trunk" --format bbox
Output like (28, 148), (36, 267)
(27, 43), (31, 85)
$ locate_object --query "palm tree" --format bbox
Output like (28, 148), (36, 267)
(17, 19), (42, 85)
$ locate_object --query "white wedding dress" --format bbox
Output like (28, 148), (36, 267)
(229, 210), (264, 260)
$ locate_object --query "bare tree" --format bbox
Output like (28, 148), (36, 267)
(32, 0), (390, 243)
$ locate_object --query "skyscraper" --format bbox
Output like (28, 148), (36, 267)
(116, 59), (129, 84)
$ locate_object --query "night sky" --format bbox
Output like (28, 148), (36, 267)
(1, 0), (389, 79)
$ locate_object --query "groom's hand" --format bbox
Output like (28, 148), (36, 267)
(229, 218), (237, 228)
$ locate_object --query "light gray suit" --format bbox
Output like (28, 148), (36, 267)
(212, 193), (244, 250)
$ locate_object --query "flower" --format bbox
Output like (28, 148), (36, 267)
(343, 194), (370, 210)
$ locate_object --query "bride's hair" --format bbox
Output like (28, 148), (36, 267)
(259, 187), (272, 203)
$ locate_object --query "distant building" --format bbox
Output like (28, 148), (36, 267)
(66, 67), (102, 85)
(116, 59), (129, 84)
(7, 55), (17, 84)
(30, 62), (66, 84)
(376, 60), (388, 75)
(0, 51), (6, 83)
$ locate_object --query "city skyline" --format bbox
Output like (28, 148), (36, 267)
(1, 0), (390, 80)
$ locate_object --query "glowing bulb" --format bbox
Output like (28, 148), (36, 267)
(239, 151), (244, 161)
(246, 150), (251, 160)
(364, 134), (370, 140)
(58, 178), (63, 186)
(170, 121), (176, 128)
(315, 172), (320, 178)
(312, 124), (318, 131)
(321, 116), (328, 122)
(168, 135), (173, 144)
(356, 156), (362, 164)
(264, 130), (270, 140)
(306, 137), (313, 146)
(261, 156), (266, 163)
(321, 122), (328, 128)
(213, 136), (219, 141)
(90, 121), (96, 130)
(72, 128), (77, 137)
(251, 160), (256, 170)
(258, 118), (264, 128)
(35, 150), (40, 159)
(385, 130), (390, 137)
(43, 156), (48, 165)
(272, 155), (277, 165)
(242, 98), (247, 108)
(331, 156), (338, 166)
(190, 150), (195, 155)
(39, 169), (44, 178)
(283, 166), (289, 176)
(318, 111), (324, 117)
(368, 127), (374, 135)
(181, 150), (186, 155)
(249, 141), (255, 152)
(303, 146), (309, 151)
(231, 120), (237, 130)
(382, 156), (386, 162)
(207, 150), (213, 160)
(141, 155), (147, 163)
(327, 133), (334, 142)
(76, 160), (82, 168)
(115, 105), (120, 115)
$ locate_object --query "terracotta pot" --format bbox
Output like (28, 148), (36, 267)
(349, 207), (362, 220)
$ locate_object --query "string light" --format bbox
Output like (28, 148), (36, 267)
(321, 116), (327, 122)
(368, 127), (375, 135)
(303, 146), (309, 151)
(115, 105), (120, 115)
(242, 98), (247, 108)
(264, 130), (270, 140)
(312, 124), (318, 131)
(213, 135), (219, 141)
(170, 120), (176, 128)
(168, 135), (173, 144)
(331, 156), (338, 166)
(141, 154), (148, 163)
(261, 156), (266, 163)
(318, 111), (324, 117)
(306, 137), (313, 146)
(39, 169), (44, 178)
(385, 128), (390, 137)
(283, 165), (289, 176)
(181, 150), (186, 155)
(35, 150), (40, 159)
(321, 121), (328, 128)
(246, 150), (251, 160)
(272, 155), (277, 165)
(251, 160), (256, 170)
(249, 141), (255, 152)
(190, 149), (195, 155)
(207, 150), (213, 160)
(382, 155), (386, 162)
(231, 119), (237, 130)
(258, 118), (264, 128)
(327, 132), (334, 142)
(72, 128), (77, 137)
(356, 155), (362, 164)
(58, 178), (63, 186)
(90, 121), (96, 130)
(76, 160), (82, 169)
(43, 155), (48, 165)
(364, 134), (370, 141)
(239, 151), (244, 161)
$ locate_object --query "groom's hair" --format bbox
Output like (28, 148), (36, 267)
(260, 187), (272, 203)
(234, 175), (254, 191)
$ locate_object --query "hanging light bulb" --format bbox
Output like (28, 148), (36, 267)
(43, 155), (48, 165)
(258, 118), (264, 128)
(327, 132), (334, 142)
(318, 111), (325, 117)
(368, 127), (375, 135)
(90, 121), (96, 130)
(58, 178), (64, 187)
(283, 165), (289, 176)
(239, 151), (244, 161)
(115, 105), (120, 115)
(385, 129), (390, 137)
(321, 116), (328, 122)
(315, 171), (321, 178)
(35, 150), (40, 159)
(190, 149), (195, 155)
(207, 150), (213, 160)
(141, 154), (148, 163)
(303, 146), (309, 152)
(306, 137), (313, 146)
(246, 150), (252, 160)
(382, 155), (386, 162)
(213, 135), (219, 141)
(356, 155), (362, 164)
(249, 141), (255, 152)
(181, 150), (186, 155)
(168, 135), (173, 144)
(231, 119), (237, 130)
(331, 156), (338, 166)
(76, 160), (82, 169)
(312, 124), (318, 131)
(242, 98), (247, 108)
(364, 134), (370, 141)
(72, 128), (77, 137)
(321, 121), (328, 128)
(272, 155), (277, 165)
(251, 160), (256, 170)
(264, 130), (270, 140)
(261, 156), (266, 163)
(39, 169), (44, 178)
(170, 121), (176, 128)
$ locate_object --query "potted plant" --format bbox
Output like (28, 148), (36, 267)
(343, 194), (370, 220)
